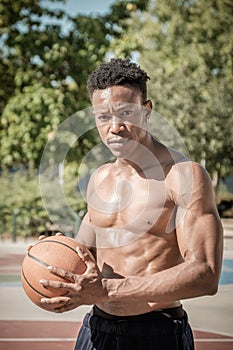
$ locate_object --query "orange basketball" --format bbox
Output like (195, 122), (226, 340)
(21, 235), (87, 312)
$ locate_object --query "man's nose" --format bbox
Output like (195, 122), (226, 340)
(110, 115), (125, 133)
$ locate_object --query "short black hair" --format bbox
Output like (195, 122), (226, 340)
(87, 58), (150, 101)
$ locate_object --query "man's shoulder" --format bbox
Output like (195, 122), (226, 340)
(167, 156), (212, 197)
(170, 157), (210, 179)
(95, 162), (114, 177)
(163, 147), (189, 174)
(88, 162), (114, 185)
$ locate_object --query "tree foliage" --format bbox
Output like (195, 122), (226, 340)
(0, 164), (86, 239)
(111, 0), (233, 182)
(0, 0), (149, 167)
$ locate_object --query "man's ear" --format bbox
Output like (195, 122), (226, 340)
(143, 100), (152, 119)
(143, 100), (152, 109)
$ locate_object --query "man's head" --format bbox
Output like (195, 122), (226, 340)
(87, 58), (150, 102)
(87, 59), (152, 159)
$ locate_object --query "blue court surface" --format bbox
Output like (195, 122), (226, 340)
(219, 259), (233, 285)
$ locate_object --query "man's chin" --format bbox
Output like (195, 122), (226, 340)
(108, 148), (134, 160)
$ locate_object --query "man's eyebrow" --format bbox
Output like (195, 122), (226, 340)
(93, 109), (110, 115)
(94, 103), (133, 113)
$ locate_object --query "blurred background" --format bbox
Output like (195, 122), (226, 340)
(0, 0), (232, 239)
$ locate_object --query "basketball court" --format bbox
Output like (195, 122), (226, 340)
(0, 320), (233, 350)
(0, 233), (232, 350)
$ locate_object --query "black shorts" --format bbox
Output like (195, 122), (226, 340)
(74, 305), (194, 350)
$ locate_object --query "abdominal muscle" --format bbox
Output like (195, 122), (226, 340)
(95, 228), (182, 316)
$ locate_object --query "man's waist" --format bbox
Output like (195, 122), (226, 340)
(90, 304), (185, 321)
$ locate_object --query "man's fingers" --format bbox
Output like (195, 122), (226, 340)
(41, 296), (71, 305)
(40, 277), (81, 292)
(47, 265), (76, 282)
(76, 246), (94, 263)
(55, 232), (64, 237)
(54, 302), (78, 313)
(39, 235), (46, 241)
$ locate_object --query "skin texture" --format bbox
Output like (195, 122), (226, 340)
(40, 85), (223, 316)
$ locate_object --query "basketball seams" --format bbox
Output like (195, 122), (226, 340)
(21, 268), (49, 298)
(35, 239), (79, 255)
(27, 250), (50, 268)
(28, 239), (84, 272)
(21, 256), (69, 300)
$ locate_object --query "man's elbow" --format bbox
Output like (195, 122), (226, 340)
(190, 260), (220, 297)
(202, 266), (220, 296)
(199, 280), (219, 297)
(206, 282), (219, 296)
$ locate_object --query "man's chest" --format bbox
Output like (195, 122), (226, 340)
(88, 176), (176, 234)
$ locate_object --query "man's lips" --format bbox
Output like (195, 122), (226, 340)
(107, 138), (128, 145)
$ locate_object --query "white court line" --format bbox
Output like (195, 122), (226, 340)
(0, 338), (76, 342)
(1, 338), (233, 342)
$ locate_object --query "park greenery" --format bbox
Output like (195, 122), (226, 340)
(0, 0), (232, 239)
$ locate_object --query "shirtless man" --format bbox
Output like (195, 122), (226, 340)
(40, 59), (223, 349)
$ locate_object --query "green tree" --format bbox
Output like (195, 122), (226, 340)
(0, 168), (47, 239)
(0, 0), (149, 168)
(0, 84), (73, 167)
(0, 164), (87, 239)
(111, 0), (233, 187)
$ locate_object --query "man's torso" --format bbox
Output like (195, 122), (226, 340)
(87, 155), (191, 315)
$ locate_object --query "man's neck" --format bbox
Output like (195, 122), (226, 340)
(114, 135), (162, 175)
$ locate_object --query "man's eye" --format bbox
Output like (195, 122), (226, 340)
(120, 110), (133, 117)
(98, 115), (111, 121)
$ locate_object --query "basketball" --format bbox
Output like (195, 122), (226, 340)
(21, 235), (87, 311)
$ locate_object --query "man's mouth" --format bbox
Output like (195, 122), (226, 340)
(107, 138), (128, 145)
(107, 138), (129, 150)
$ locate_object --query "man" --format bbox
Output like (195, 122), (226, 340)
(40, 58), (223, 349)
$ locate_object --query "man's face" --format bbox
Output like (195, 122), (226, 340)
(92, 85), (151, 158)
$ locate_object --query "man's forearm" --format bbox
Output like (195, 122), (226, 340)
(102, 260), (219, 303)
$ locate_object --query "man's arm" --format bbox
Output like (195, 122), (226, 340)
(76, 212), (96, 259)
(103, 162), (223, 302)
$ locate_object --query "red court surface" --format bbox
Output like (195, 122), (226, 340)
(0, 320), (233, 350)
(1, 238), (233, 350)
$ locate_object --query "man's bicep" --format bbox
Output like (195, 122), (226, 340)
(175, 164), (223, 272)
(76, 212), (96, 249)
(177, 211), (222, 267)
